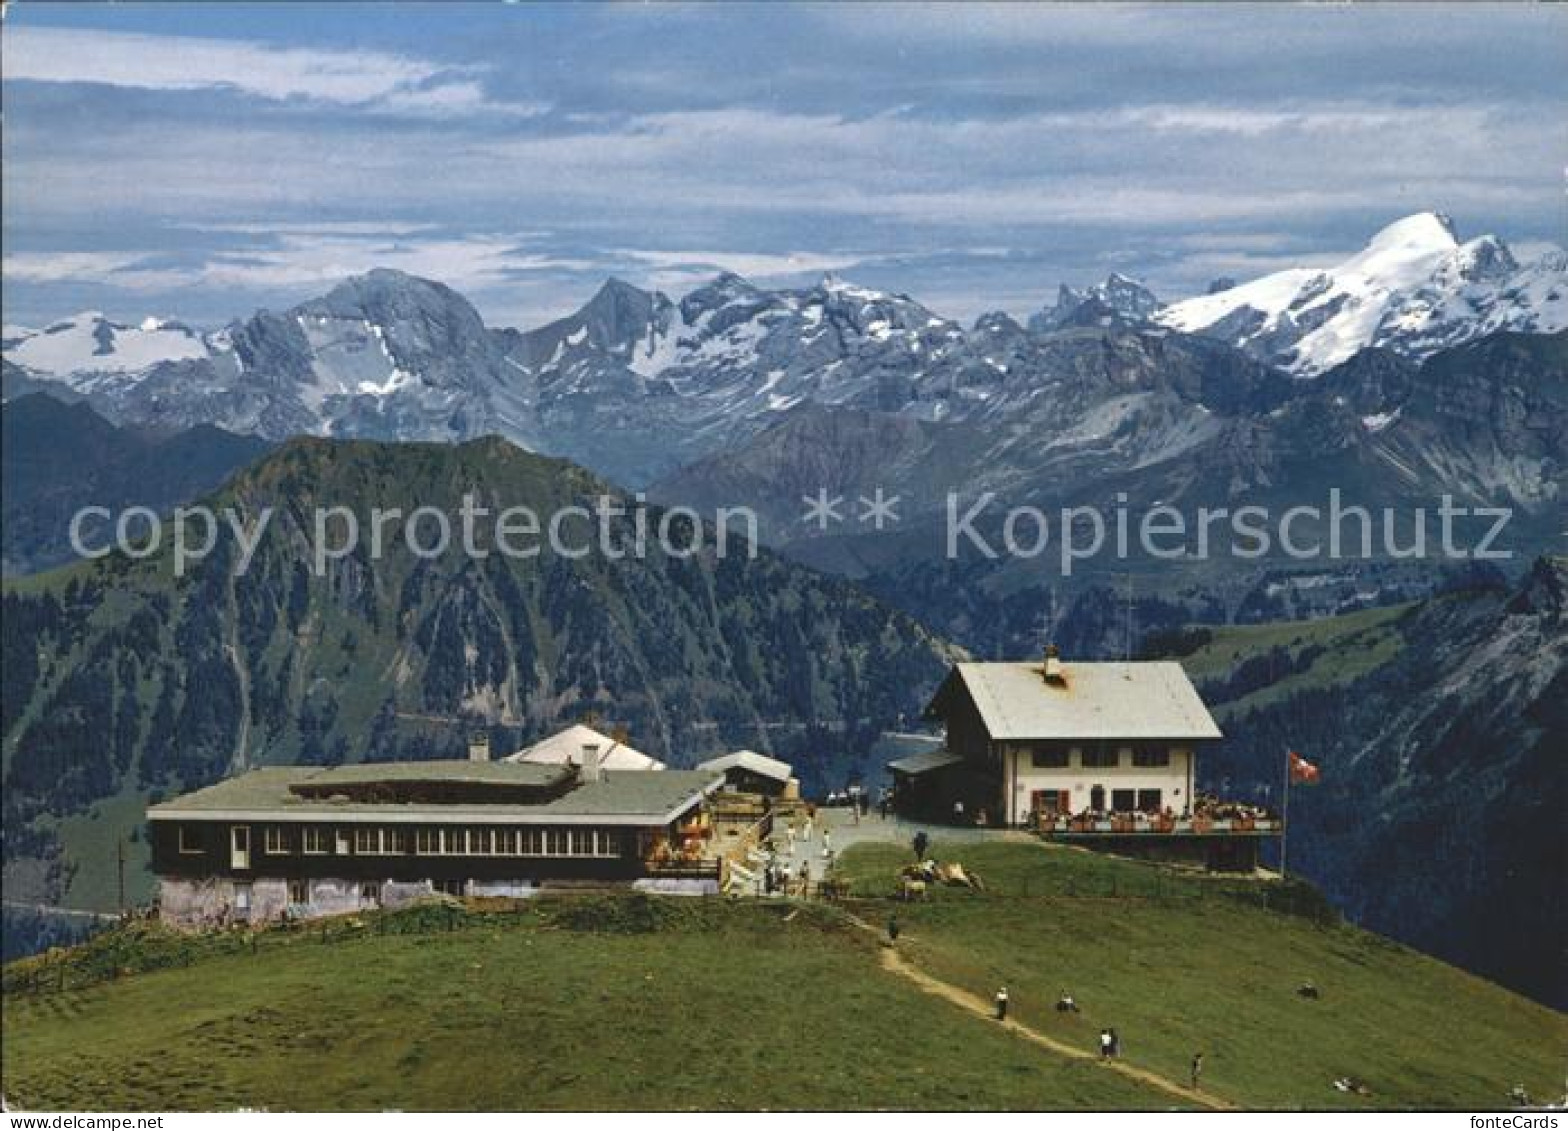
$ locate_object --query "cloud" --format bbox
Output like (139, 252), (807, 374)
(3, 250), (160, 285)
(611, 248), (867, 287)
(4, 7), (1563, 328)
(3, 232), (595, 302)
(0, 26), (542, 117)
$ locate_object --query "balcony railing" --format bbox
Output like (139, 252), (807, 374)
(1038, 814), (1282, 836)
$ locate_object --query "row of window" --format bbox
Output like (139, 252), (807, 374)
(1025, 746), (1174, 770)
(1031, 787), (1167, 813)
(182, 825), (628, 859)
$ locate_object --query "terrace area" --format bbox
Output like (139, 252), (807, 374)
(1037, 796), (1282, 839)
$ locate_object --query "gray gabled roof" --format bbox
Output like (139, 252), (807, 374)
(929, 661), (1222, 741)
(695, 750), (794, 783)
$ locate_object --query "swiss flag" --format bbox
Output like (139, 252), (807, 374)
(1289, 751), (1321, 785)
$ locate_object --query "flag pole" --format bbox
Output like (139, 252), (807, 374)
(1280, 749), (1291, 882)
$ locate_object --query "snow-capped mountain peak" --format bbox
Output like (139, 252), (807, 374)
(1157, 211), (1566, 373)
(1030, 273), (1160, 331)
(2, 310), (211, 387)
(1361, 209), (1458, 251)
(6, 212), (1563, 494)
(1338, 211), (1458, 279)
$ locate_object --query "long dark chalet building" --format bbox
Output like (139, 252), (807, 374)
(149, 743), (722, 926)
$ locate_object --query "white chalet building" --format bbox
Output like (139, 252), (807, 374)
(894, 652), (1223, 826)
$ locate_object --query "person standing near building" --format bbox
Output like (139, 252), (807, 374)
(912, 829), (929, 861)
(994, 985), (1009, 1021)
(953, 799), (966, 825)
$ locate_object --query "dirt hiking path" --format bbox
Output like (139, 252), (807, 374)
(841, 910), (1235, 1110)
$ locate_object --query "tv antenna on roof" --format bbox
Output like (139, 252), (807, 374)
(1038, 589), (1057, 655)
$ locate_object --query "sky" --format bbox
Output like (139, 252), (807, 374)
(3, 2), (1566, 330)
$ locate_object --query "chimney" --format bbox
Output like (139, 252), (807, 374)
(468, 732), (492, 762)
(580, 742), (603, 783)
(1044, 644), (1065, 684)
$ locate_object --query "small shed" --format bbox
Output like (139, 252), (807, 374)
(695, 750), (796, 798)
(887, 747), (972, 820)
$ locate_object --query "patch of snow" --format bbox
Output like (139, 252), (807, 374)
(1361, 408), (1401, 433)
(358, 367), (416, 396)
(3, 311), (208, 381)
(626, 307), (694, 378)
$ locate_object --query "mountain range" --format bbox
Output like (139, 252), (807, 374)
(6, 212), (1564, 494)
(649, 328), (1567, 593)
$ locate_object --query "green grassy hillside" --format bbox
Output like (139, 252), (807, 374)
(1175, 601), (1411, 714)
(5, 844), (1562, 1111)
(3, 895), (1156, 1112)
(836, 840), (1566, 1110)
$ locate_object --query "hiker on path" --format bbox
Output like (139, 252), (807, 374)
(887, 914), (900, 943)
(1190, 1052), (1204, 1092)
(994, 985), (1009, 1021)
(821, 829), (833, 856)
(1099, 1029), (1114, 1059)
